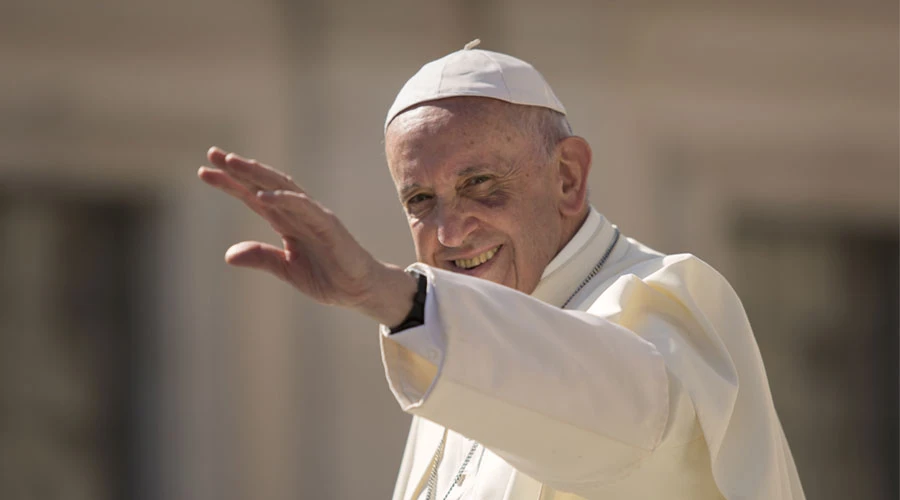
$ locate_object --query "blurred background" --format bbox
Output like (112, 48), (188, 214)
(0, 0), (897, 499)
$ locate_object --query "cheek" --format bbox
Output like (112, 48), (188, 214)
(516, 195), (561, 260)
(409, 223), (433, 262)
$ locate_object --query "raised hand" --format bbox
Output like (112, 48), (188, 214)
(198, 147), (415, 325)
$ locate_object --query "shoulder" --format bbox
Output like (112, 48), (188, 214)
(631, 252), (720, 276)
(611, 234), (732, 294)
(592, 252), (749, 340)
(586, 245), (742, 313)
(627, 253), (737, 301)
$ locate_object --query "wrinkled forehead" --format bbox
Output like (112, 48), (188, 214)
(385, 103), (463, 151)
(385, 99), (529, 185)
(386, 98), (526, 160)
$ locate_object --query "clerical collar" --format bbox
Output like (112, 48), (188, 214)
(540, 207), (602, 280)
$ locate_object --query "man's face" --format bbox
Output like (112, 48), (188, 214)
(385, 98), (566, 294)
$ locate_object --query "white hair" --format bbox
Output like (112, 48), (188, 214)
(498, 103), (573, 161)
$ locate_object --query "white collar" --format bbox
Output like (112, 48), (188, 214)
(531, 207), (623, 308)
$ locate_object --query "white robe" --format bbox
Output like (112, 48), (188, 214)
(379, 208), (805, 500)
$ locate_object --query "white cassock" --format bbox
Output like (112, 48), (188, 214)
(379, 208), (806, 500)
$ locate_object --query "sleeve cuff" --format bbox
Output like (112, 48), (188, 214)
(379, 264), (444, 409)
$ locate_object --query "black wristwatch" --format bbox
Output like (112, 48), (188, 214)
(389, 271), (428, 334)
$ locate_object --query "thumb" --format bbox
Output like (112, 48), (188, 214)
(225, 241), (288, 280)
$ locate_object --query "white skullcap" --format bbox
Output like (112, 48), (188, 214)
(385, 39), (567, 132)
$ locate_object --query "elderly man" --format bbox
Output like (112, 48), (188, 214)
(198, 42), (805, 500)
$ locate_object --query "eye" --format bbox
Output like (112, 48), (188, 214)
(466, 175), (491, 187)
(406, 193), (433, 206)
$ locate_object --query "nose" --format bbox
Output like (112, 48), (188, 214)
(435, 203), (478, 248)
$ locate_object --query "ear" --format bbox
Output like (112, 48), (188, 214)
(555, 136), (592, 217)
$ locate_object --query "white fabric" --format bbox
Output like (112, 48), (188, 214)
(380, 208), (805, 500)
(385, 41), (566, 131)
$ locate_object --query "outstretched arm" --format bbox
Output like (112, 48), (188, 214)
(197, 146), (417, 327)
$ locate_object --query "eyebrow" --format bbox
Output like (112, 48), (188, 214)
(457, 165), (492, 177)
(399, 164), (497, 201)
(398, 183), (422, 201)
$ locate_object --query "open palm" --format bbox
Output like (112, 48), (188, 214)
(198, 147), (382, 308)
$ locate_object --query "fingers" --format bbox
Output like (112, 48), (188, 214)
(200, 148), (341, 273)
(207, 146), (302, 193)
(197, 166), (269, 218)
(200, 163), (328, 236)
(256, 190), (331, 229)
(225, 241), (289, 280)
(257, 190), (335, 240)
(207, 146), (228, 166)
(200, 167), (308, 237)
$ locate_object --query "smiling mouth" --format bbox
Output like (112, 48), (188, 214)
(453, 246), (501, 270)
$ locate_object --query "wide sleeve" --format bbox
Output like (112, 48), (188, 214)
(379, 264), (674, 491)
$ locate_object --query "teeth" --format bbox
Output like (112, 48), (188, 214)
(454, 247), (499, 270)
